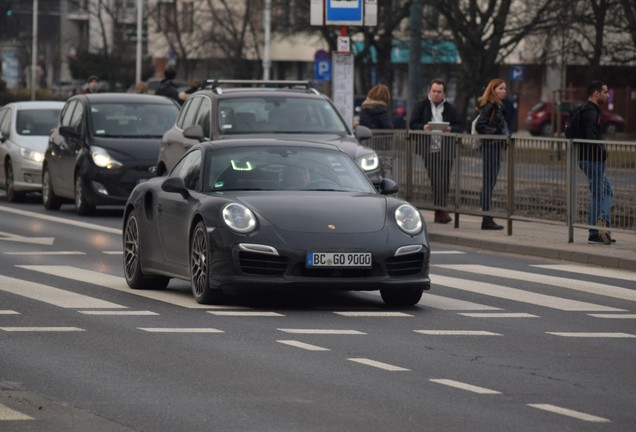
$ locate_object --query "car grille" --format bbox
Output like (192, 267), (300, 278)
(386, 253), (425, 276)
(239, 252), (288, 276)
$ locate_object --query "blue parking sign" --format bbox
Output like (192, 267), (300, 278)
(509, 66), (525, 81)
(315, 60), (332, 81)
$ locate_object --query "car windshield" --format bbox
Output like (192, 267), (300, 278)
(205, 146), (375, 193)
(91, 102), (179, 137)
(217, 97), (349, 136)
(17, 109), (61, 136)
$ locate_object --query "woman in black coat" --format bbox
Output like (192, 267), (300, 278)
(359, 84), (394, 129)
(475, 78), (510, 230)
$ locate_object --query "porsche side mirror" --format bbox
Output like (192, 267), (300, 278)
(379, 178), (398, 195)
(355, 125), (372, 141)
(183, 124), (205, 141)
(161, 176), (189, 199)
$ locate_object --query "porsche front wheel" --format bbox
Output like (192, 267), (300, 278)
(380, 287), (423, 307)
(190, 221), (226, 304)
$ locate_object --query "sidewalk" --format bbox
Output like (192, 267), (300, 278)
(423, 212), (636, 271)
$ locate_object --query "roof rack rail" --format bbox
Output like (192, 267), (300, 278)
(201, 79), (315, 91)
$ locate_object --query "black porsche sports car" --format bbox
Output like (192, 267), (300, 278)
(123, 138), (430, 306)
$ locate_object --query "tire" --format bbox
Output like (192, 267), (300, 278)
(123, 212), (170, 290)
(190, 221), (227, 304)
(380, 287), (424, 307)
(5, 160), (25, 202)
(42, 166), (62, 210)
(74, 175), (95, 215)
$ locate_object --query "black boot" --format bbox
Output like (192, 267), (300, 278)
(481, 216), (503, 230)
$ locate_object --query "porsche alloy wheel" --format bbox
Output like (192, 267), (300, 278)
(380, 287), (424, 307)
(42, 167), (62, 210)
(123, 212), (169, 290)
(190, 221), (226, 304)
(74, 175), (95, 215)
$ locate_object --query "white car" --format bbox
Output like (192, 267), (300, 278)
(0, 101), (64, 202)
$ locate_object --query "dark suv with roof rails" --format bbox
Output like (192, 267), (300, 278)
(157, 79), (380, 183)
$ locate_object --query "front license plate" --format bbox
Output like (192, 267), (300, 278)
(306, 252), (372, 268)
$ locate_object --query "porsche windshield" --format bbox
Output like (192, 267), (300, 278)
(206, 146), (375, 193)
(217, 97), (349, 135)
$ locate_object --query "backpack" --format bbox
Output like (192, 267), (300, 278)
(564, 104), (584, 139)
(470, 113), (481, 149)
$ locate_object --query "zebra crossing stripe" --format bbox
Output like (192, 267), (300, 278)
(208, 311), (284, 317)
(432, 274), (625, 312)
(138, 328), (224, 333)
(430, 379), (501, 394)
(588, 314), (636, 319)
(527, 404), (610, 423)
(0, 310), (19, 315)
(0, 403), (33, 420)
(459, 313), (539, 318)
(348, 358), (410, 371)
(531, 264), (635, 282)
(546, 332), (636, 338)
(414, 330), (502, 336)
(435, 265), (636, 303)
(422, 293), (502, 311)
(79, 310), (158, 316)
(278, 329), (365, 335)
(0, 274), (126, 309)
(334, 312), (413, 317)
(0, 327), (84, 332)
(277, 340), (330, 351)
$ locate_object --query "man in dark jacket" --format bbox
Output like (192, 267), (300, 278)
(409, 78), (462, 224)
(577, 80), (615, 244)
(155, 68), (182, 105)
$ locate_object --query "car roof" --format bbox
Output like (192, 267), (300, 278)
(193, 79), (322, 98)
(71, 93), (178, 105)
(5, 101), (65, 110)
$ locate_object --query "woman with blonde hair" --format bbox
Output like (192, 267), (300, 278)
(475, 78), (509, 230)
(359, 83), (394, 129)
(133, 81), (148, 94)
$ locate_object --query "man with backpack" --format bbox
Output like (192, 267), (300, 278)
(572, 80), (615, 245)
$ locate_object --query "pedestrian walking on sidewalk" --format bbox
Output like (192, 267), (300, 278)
(475, 79), (509, 230)
(410, 78), (463, 224)
(575, 80), (615, 244)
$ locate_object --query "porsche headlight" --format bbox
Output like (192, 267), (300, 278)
(91, 146), (123, 169)
(19, 147), (44, 163)
(394, 204), (422, 235)
(222, 203), (257, 234)
(356, 152), (379, 171)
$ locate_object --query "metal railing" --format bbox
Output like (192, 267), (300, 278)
(367, 130), (636, 242)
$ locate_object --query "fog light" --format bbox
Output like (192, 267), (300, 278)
(91, 181), (109, 196)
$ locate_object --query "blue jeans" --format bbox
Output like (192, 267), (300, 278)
(480, 142), (502, 211)
(578, 160), (613, 236)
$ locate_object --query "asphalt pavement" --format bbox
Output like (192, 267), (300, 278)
(423, 211), (636, 271)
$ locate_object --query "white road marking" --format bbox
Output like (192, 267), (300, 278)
(138, 328), (224, 333)
(459, 313), (539, 318)
(414, 330), (502, 336)
(3, 251), (84, 255)
(0, 206), (120, 234)
(0, 327), (84, 332)
(422, 293), (502, 311)
(348, 358), (410, 371)
(432, 274), (624, 312)
(334, 311), (413, 317)
(0, 403), (33, 420)
(431, 250), (466, 254)
(19, 266), (212, 309)
(429, 379), (502, 394)
(0, 230), (54, 245)
(207, 311), (284, 317)
(277, 340), (330, 351)
(527, 403), (611, 423)
(78, 310), (158, 316)
(546, 332), (636, 338)
(102, 251), (123, 255)
(588, 313), (636, 319)
(278, 329), (365, 335)
(436, 264), (636, 303)
(0, 310), (19, 315)
(0, 275), (126, 309)
(531, 264), (636, 282)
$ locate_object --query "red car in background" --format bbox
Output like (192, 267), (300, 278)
(525, 101), (625, 136)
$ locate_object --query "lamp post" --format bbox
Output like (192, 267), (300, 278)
(136, 0), (142, 84)
(31, 0), (38, 100)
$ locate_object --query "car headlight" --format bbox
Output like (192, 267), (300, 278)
(222, 203), (257, 234)
(356, 153), (379, 171)
(91, 146), (123, 169)
(19, 147), (45, 163)
(394, 204), (422, 235)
